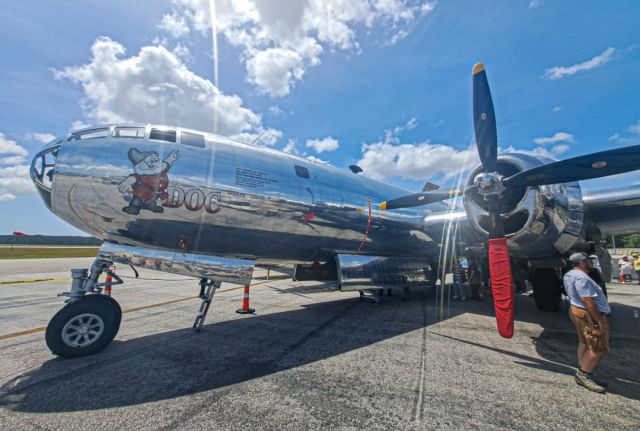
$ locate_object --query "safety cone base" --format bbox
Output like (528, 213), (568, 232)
(236, 308), (255, 314)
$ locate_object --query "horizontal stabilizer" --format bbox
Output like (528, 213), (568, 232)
(422, 181), (440, 192)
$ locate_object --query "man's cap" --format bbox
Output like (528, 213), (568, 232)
(588, 255), (598, 260)
(632, 252), (639, 257)
(128, 148), (155, 165)
(569, 252), (588, 263)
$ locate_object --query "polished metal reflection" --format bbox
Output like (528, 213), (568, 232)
(337, 254), (429, 291)
(31, 122), (639, 267)
(98, 242), (254, 285)
(583, 185), (640, 235)
(37, 123), (444, 263)
(464, 153), (585, 258)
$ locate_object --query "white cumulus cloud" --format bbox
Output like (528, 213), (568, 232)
(0, 133), (34, 202)
(246, 48), (305, 96)
(544, 47), (615, 80)
(533, 132), (574, 145)
(0, 156), (27, 166)
(356, 120), (577, 183)
(502, 144), (571, 159)
(231, 127), (283, 146)
(357, 126), (478, 182)
(282, 139), (299, 154)
(609, 120), (640, 145)
(24, 132), (56, 144)
(306, 155), (330, 165)
(306, 136), (339, 153)
(161, 0), (436, 96)
(0, 133), (29, 157)
(550, 144), (570, 155)
(158, 12), (191, 38)
(53, 37), (280, 142)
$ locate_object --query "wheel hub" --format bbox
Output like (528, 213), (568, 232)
(61, 313), (104, 348)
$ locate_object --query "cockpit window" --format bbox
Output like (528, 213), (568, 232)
(295, 165), (310, 179)
(149, 128), (177, 143)
(68, 128), (110, 141)
(181, 131), (206, 148)
(113, 127), (145, 138)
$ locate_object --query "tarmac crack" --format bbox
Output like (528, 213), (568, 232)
(411, 293), (429, 423)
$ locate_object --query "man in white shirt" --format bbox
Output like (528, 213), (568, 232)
(619, 255), (633, 283)
(563, 252), (611, 393)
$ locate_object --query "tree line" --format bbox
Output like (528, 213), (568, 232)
(599, 234), (640, 249)
(0, 235), (102, 246)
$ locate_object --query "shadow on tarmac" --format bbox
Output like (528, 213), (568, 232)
(1, 286), (638, 412)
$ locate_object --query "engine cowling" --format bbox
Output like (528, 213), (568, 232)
(463, 153), (585, 258)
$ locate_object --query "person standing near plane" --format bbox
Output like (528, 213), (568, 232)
(451, 257), (466, 300)
(619, 255), (633, 283)
(587, 256), (607, 298)
(466, 253), (482, 301)
(564, 252), (611, 393)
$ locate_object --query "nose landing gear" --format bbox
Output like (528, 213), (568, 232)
(45, 258), (123, 358)
(46, 295), (122, 358)
(45, 256), (226, 358)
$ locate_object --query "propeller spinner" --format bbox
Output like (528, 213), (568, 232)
(380, 63), (640, 338)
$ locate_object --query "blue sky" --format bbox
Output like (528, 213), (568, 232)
(1, 0), (639, 235)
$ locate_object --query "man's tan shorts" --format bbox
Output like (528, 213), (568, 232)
(569, 306), (609, 355)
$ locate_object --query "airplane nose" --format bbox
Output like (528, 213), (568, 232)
(30, 138), (62, 209)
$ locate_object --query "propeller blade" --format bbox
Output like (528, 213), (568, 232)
(472, 63), (498, 173)
(380, 188), (465, 210)
(488, 236), (515, 338)
(504, 144), (640, 188)
(485, 196), (514, 338)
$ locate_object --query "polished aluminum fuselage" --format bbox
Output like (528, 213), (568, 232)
(39, 125), (463, 264)
(32, 124), (640, 265)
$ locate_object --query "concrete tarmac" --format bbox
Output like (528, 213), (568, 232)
(0, 258), (639, 430)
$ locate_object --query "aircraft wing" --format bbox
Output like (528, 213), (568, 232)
(583, 184), (640, 236)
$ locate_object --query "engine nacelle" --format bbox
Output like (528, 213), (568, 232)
(463, 153), (585, 258)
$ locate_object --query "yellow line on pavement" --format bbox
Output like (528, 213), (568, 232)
(0, 326), (48, 340)
(0, 277), (68, 285)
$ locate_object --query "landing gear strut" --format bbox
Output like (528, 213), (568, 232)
(46, 259), (123, 358)
(193, 278), (220, 332)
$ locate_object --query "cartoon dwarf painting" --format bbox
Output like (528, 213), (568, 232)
(118, 148), (180, 214)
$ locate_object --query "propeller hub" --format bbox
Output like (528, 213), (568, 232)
(474, 172), (505, 197)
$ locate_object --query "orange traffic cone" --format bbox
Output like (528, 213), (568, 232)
(236, 284), (255, 314)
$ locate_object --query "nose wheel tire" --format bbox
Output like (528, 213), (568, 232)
(46, 295), (122, 358)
